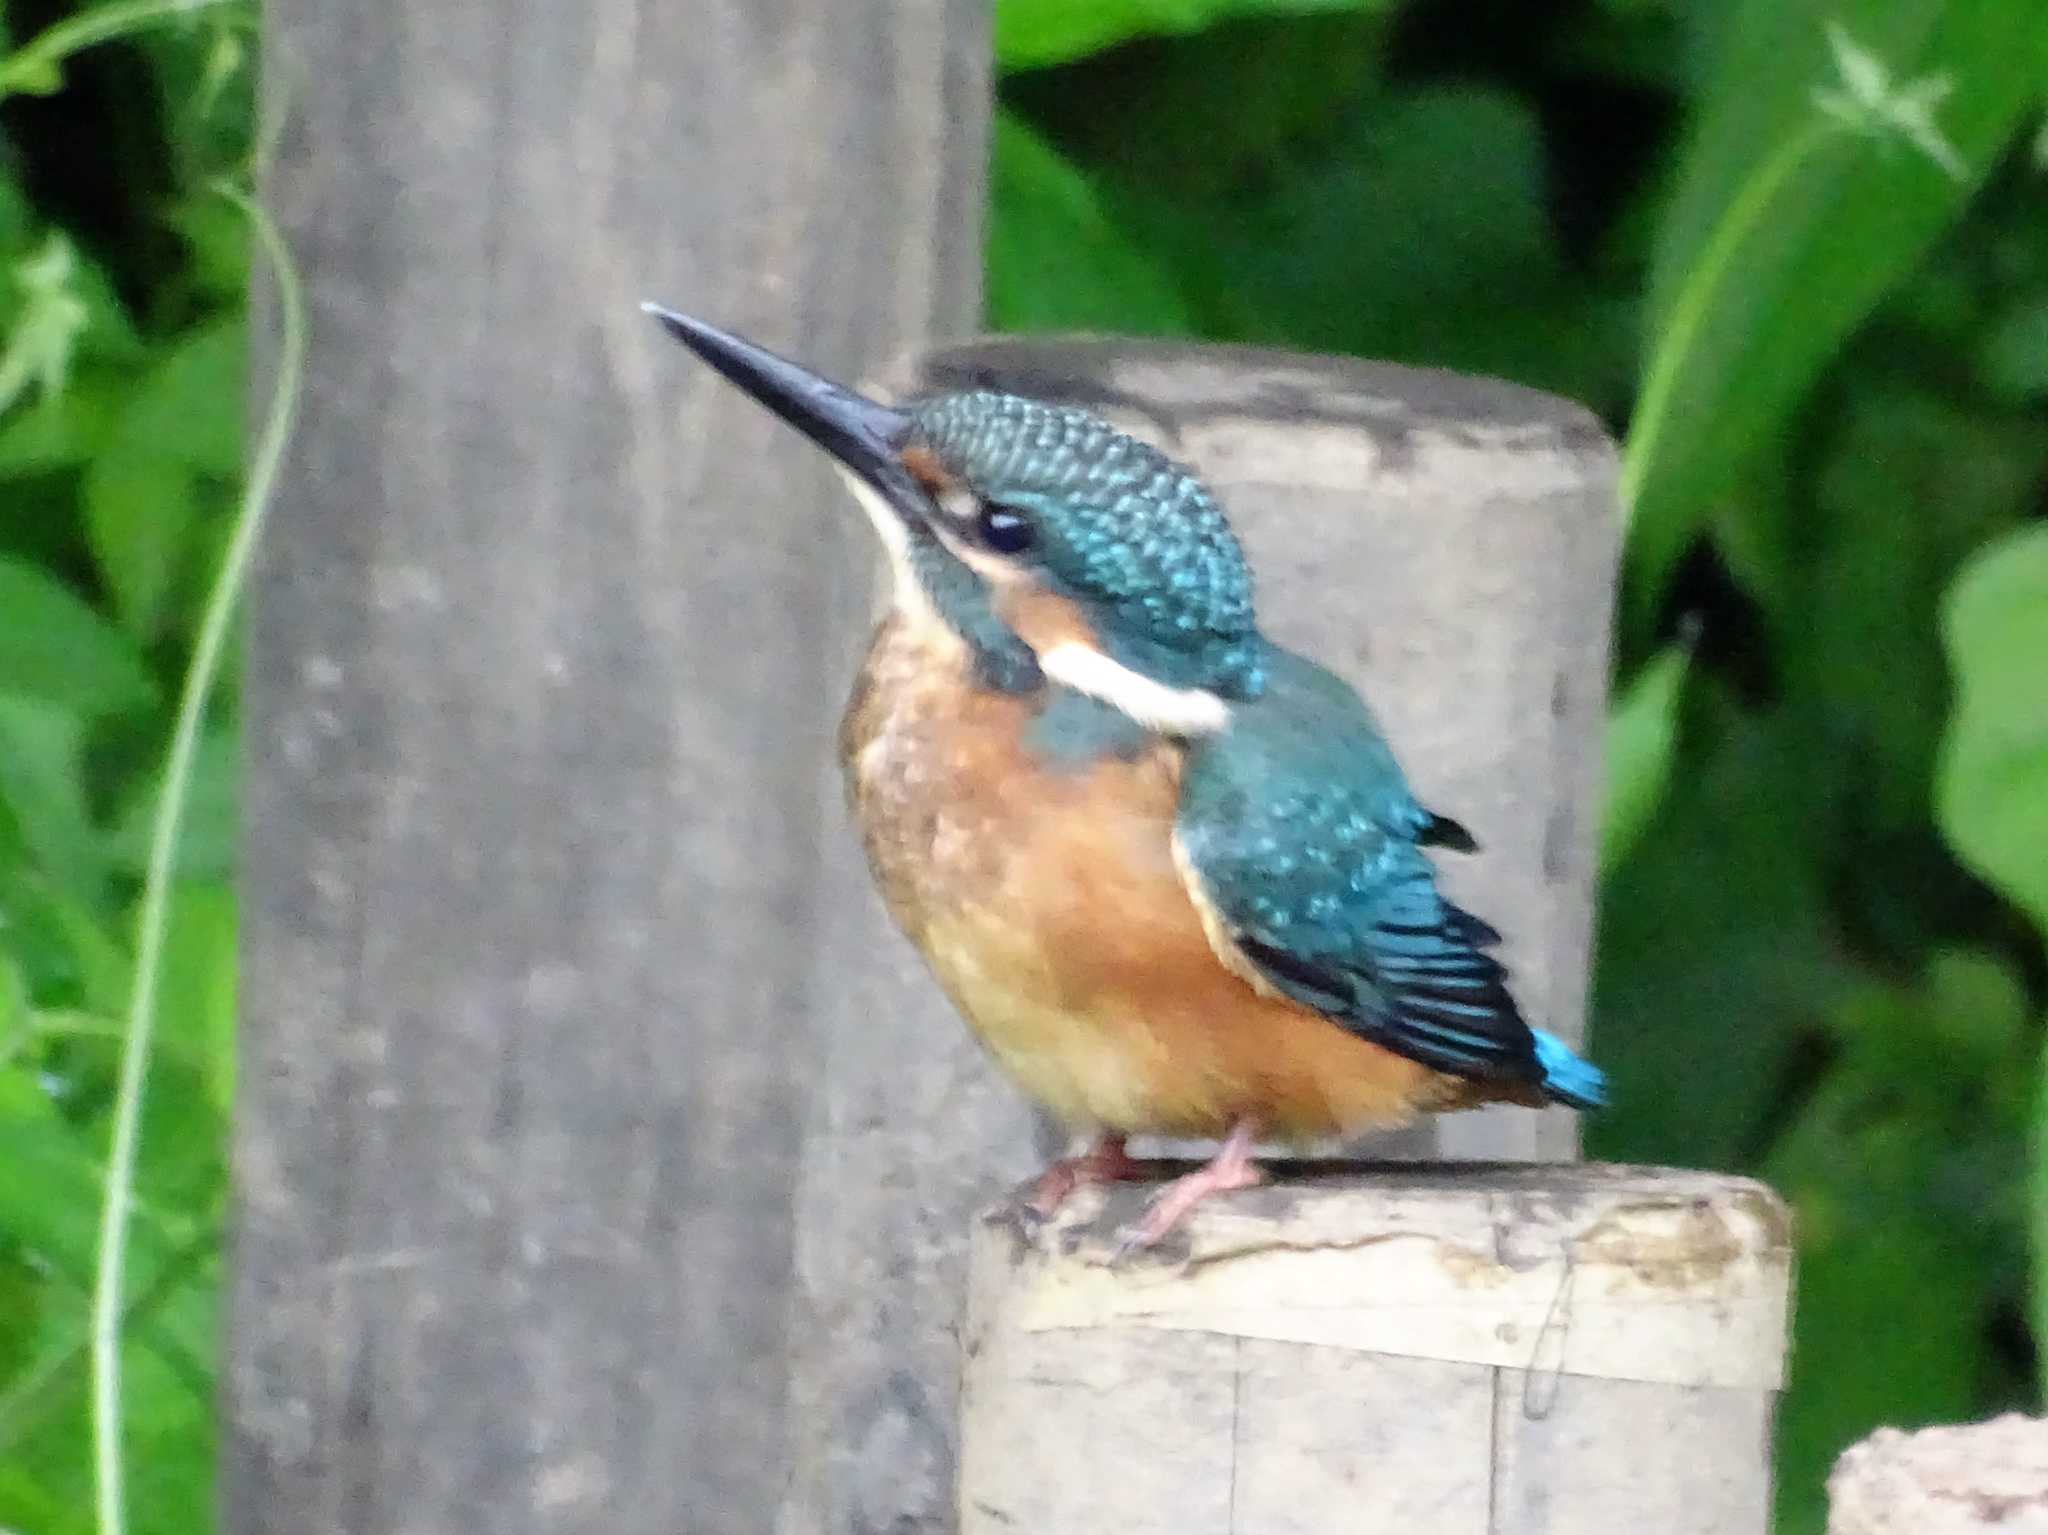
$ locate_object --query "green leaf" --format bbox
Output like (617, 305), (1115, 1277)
(82, 447), (204, 642)
(1936, 524), (2048, 940)
(114, 316), (246, 477)
(1765, 953), (2034, 1533)
(0, 694), (105, 906)
(1915, 948), (2030, 1061)
(1115, 80), (1635, 409)
(1548, 1), (1695, 92)
(144, 881), (235, 1110)
(45, 898), (131, 1021)
(82, 317), (245, 638)
(987, 112), (1196, 335)
(0, 558), (156, 718)
(1624, 0), (2048, 625)
(1977, 294), (2048, 403)
(0, 1227), (216, 1535)
(1118, 87), (1606, 381)
(166, 197), (251, 304)
(1589, 692), (1854, 1168)
(1004, 11), (1393, 200)
(0, 369), (122, 477)
(0, 1317), (217, 1535)
(0, 234), (137, 378)
(0, 161), (28, 246)
(1229, 86), (1559, 352)
(1705, 465), (1793, 624)
(107, 727), (236, 884)
(1785, 387), (2047, 853)
(0, 955), (27, 1062)
(996, 0), (1388, 70)
(0, 236), (87, 413)
(0, 870), (130, 1017)
(58, 243), (144, 368)
(0, 0), (251, 107)
(1772, 1164), (1991, 1534)
(0, 1071), (203, 1296)
(129, 1030), (230, 1217)
(1599, 644), (1689, 873)
(0, 1253), (40, 1412)
(2034, 1036), (2048, 1399)
(0, 1465), (68, 1535)
(0, 56), (62, 94)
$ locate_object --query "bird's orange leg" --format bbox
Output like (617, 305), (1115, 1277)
(1120, 1118), (1264, 1251)
(1025, 1133), (1144, 1217)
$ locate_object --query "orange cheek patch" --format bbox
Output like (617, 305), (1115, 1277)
(900, 442), (951, 495)
(998, 586), (1099, 656)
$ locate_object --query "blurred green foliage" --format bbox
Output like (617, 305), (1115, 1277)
(0, 0), (2044, 1531)
(0, 3), (251, 1531)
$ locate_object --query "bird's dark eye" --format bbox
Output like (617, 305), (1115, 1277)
(977, 502), (1036, 555)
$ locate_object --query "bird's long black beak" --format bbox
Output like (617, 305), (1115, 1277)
(642, 303), (920, 503)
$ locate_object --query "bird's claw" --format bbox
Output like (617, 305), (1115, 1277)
(1110, 1121), (1265, 1257)
(1019, 1135), (1143, 1223)
(1110, 1221), (1161, 1263)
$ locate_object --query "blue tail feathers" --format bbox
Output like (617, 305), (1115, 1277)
(1532, 1029), (1607, 1110)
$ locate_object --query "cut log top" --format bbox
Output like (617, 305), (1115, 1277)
(962, 1163), (1793, 1535)
(1829, 1416), (2048, 1535)
(974, 1163), (1792, 1390)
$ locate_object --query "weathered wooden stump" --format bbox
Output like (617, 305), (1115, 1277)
(1829, 1416), (2048, 1534)
(962, 1166), (1793, 1534)
(233, 2), (988, 1533)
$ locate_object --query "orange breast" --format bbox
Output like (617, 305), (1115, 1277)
(839, 615), (1463, 1141)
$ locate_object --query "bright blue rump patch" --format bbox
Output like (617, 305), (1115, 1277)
(1532, 1029), (1607, 1110)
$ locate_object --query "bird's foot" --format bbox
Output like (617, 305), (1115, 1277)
(1023, 1134), (1143, 1219)
(1117, 1119), (1263, 1255)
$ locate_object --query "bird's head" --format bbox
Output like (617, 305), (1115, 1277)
(647, 305), (1263, 732)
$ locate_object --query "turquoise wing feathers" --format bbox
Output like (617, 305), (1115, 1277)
(1173, 647), (1605, 1109)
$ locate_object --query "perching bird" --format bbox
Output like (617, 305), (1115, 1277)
(646, 305), (1605, 1248)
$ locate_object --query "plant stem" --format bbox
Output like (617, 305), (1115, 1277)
(2035, 1036), (2048, 1405)
(2, 1231), (217, 1459)
(0, 0), (253, 101)
(90, 184), (302, 1535)
(1621, 118), (1843, 521)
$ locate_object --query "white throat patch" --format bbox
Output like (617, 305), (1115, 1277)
(836, 467), (946, 632)
(1040, 642), (1231, 736)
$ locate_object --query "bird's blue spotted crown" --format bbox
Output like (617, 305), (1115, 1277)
(909, 391), (1266, 699)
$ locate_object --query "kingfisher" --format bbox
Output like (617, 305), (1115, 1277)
(645, 304), (1605, 1248)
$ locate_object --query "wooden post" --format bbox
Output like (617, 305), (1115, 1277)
(961, 1168), (1794, 1534)
(228, 3), (986, 1532)
(1828, 1417), (2048, 1534)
